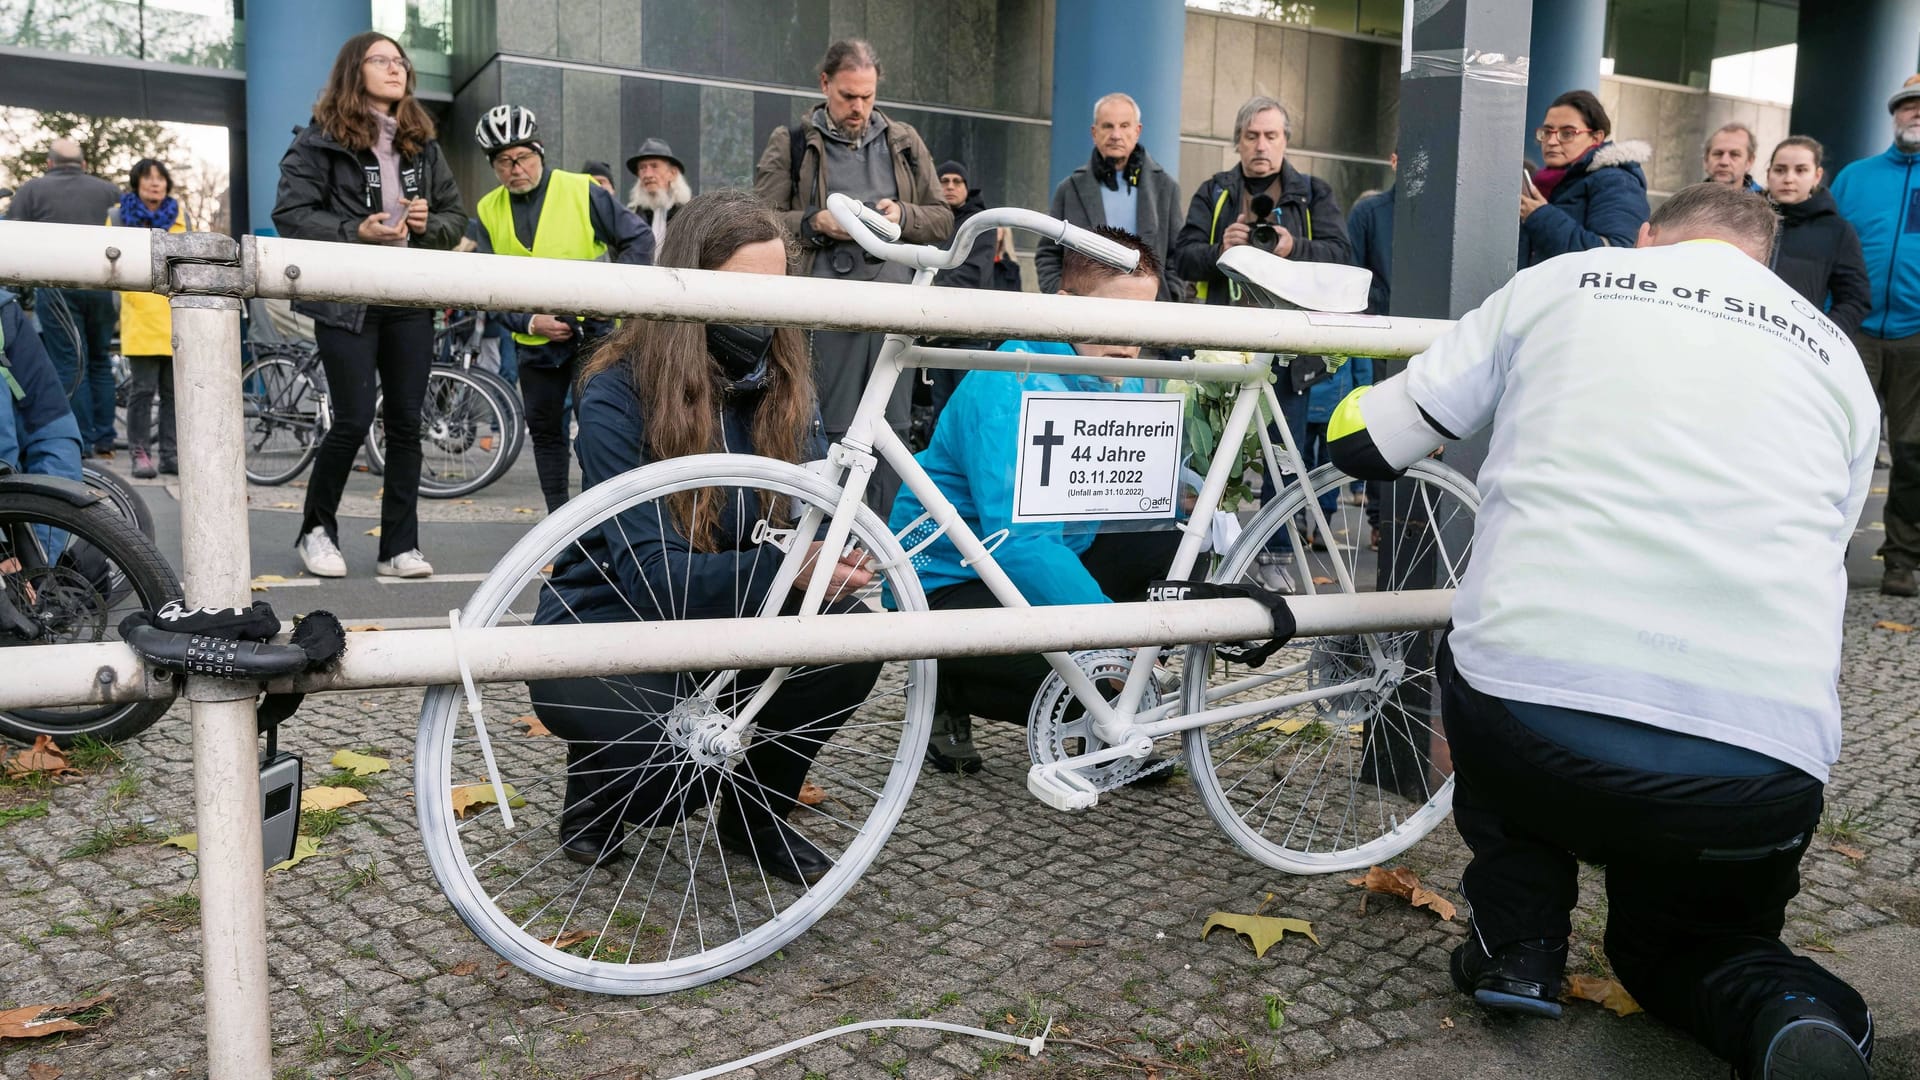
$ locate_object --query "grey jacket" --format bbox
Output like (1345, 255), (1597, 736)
(1036, 148), (1182, 300)
(6, 165), (121, 229)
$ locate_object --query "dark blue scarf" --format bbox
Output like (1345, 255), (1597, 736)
(118, 191), (179, 230)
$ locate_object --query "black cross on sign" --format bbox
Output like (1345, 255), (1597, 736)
(1031, 420), (1065, 485)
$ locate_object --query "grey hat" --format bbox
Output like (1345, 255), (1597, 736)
(625, 137), (685, 176)
(1889, 75), (1920, 113)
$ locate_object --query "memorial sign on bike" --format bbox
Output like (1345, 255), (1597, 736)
(1012, 392), (1184, 522)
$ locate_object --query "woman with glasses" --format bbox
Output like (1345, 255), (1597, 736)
(1766, 136), (1872, 338)
(271, 31), (467, 580)
(1519, 90), (1650, 268)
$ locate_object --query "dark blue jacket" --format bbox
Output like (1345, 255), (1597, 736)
(1519, 141), (1651, 268)
(0, 289), (84, 479)
(535, 364), (826, 627)
(1346, 186), (1394, 315)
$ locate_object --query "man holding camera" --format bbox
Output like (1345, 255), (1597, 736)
(1173, 97), (1351, 577)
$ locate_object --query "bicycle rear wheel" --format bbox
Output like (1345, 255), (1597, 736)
(1182, 460), (1479, 874)
(460, 365), (527, 474)
(81, 465), (155, 539)
(415, 454), (931, 993)
(241, 355), (324, 486)
(0, 488), (182, 745)
(366, 368), (513, 499)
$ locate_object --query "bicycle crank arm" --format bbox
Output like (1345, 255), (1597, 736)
(1026, 736), (1153, 811)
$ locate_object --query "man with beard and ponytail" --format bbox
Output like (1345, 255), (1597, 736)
(473, 104), (653, 513)
(1037, 93), (1183, 301)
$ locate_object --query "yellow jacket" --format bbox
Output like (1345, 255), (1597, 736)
(109, 205), (191, 356)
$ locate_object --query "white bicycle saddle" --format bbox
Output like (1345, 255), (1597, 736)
(1218, 246), (1372, 313)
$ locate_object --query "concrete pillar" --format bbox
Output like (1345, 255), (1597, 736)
(1524, 0), (1606, 160)
(244, 0), (373, 235)
(1791, 0), (1920, 169)
(1048, 0), (1185, 193)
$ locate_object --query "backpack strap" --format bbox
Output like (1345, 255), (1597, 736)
(788, 123), (810, 200)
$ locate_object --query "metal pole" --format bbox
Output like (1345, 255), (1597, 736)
(169, 296), (274, 1079)
(3, 591), (1455, 709)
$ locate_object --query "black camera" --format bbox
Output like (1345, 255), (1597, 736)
(1249, 194), (1279, 250)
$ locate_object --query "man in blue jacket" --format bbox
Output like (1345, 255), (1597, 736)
(889, 228), (1175, 775)
(0, 289), (84, 484)
(1832, 74), (1920, 597)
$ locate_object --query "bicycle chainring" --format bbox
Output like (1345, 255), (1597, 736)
(1027, 649), (1178, 792)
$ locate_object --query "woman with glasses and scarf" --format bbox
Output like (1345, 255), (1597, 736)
(108, 158), (191, 479)
(271, 31), (466, 580)
(1519, 90), (1651, 268)
(527, 190), (881, 886)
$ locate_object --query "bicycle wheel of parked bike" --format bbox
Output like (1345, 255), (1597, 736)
(241, 354), (325, 486)
(81, 465), (155, 539)
(456, 365), (527, 475)
(1182, 459), (1480, 875)
(0, 488), (181, 745)
(365, 368), (513, 499)
(415, 454), (932, 993)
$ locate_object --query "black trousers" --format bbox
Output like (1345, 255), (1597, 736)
(302, 306), (433, 559)
(1440, 643), (1870, 1070)
(518, 358), (577, 513)
(927, 528), (1184, 724)
(125, 354), (176, 468)
(530, 596), (882, 839)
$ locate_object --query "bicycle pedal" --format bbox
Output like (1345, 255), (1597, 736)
(1027, 762), (1101, 811)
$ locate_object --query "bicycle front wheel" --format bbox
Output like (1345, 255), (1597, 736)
(416, 454), (933, 993)
(367, 368), (513, 499)
(240, 356), (323, 486)
(1182, 460), (1479, 874)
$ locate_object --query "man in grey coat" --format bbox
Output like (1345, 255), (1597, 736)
(1036, 94), (1183, 301)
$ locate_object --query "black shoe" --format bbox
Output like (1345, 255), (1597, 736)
(1745, 994), (1871, 1080)
(560, 829), (629, 866)
(925, 709), (982, 774)
(1451, 934), (1566, 1018)
(717, 807), (831, 886)
(558, 803), (629, 866)
(1883, 566), (1918, 598)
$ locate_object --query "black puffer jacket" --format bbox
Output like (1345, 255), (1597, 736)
(1770, 188), (1871, 338)
(270, 120), (467, 333)
(933, 190), (996, 290)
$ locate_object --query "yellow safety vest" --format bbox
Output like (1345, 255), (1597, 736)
(476, 169), (606, 346)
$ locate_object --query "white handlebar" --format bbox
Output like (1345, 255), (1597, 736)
(825, 192), (1139, 275)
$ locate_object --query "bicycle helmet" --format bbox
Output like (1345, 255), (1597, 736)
(476, 105), (542, 160)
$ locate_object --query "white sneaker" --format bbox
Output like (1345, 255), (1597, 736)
(376, 549), (433, 578)
(1250, 552), (1296, 594)
(297, 527), (347, 578)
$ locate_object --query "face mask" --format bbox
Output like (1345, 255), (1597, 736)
(706, 322), (776, 386)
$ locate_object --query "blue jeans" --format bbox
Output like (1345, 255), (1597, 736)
(36, 288), (118, 452)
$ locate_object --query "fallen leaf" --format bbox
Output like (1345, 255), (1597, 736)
(1003, 1013), (1019, 1027)
(451, 783), (526, 819)
(347, 624), (385, 633)
(4, 736), (76, 780)
(0, 993), (112, 1040)
(300, 787), (369, 812)
(1440, 1016), (1454, 1029)
(513, 507), (536, 515)
(459, 499), (476, 505)
(267, 835), (323, 873)
(796, 782), (827, 806)
(160, 833), (197, 853)
(1563, 974), (1641, 1017)
(1348, 865), (1457, 921)
(272, 502), (297, 509)
(1255, 717), (1312, 736)
(1831, 842), (1866, 861)
(330, 750), (390, 776)
(28, 1062), (62, 1079)
(541, 929), (596, 950)
(252, 573), (286, 584)
(1801, 937), (1836, 954)
(447, 960), (479, 977)
(364, 526), (382, 537)
(1873, 620), (1914, 633)
(1200, 912), (1320, 958)
(1312, 576), (1334, 586)
(511, 715), (552, 737)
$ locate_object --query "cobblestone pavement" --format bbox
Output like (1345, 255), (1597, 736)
(0, 593), (1915, 1080)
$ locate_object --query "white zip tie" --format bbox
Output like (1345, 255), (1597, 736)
(449, 608), (514, 830)
(664, 1017), (1051, 1080)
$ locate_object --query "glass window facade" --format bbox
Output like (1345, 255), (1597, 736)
(372, 0), (454, 95)
(1605, 0), (1799, 94)
(0, 0), (243, 68)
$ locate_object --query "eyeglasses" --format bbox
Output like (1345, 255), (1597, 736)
(1535, 125), (1597, 144)
(493, 152), (539, 172)
(363, 55), (412, 71)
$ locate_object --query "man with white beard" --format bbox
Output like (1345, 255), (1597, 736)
(624, 138), (691, 247)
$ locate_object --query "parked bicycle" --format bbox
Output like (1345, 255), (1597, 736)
(411, 198), (1479, 993)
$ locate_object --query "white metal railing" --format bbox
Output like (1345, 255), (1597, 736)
(0, 220), (1459, 1079)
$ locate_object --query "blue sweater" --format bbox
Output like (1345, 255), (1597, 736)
(1831, 145), (1920, 340)
(888, 340), (1145, 607)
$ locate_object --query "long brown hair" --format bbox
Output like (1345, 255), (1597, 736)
(582, 190), (816, 550)
(314, 32), (437, 157)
